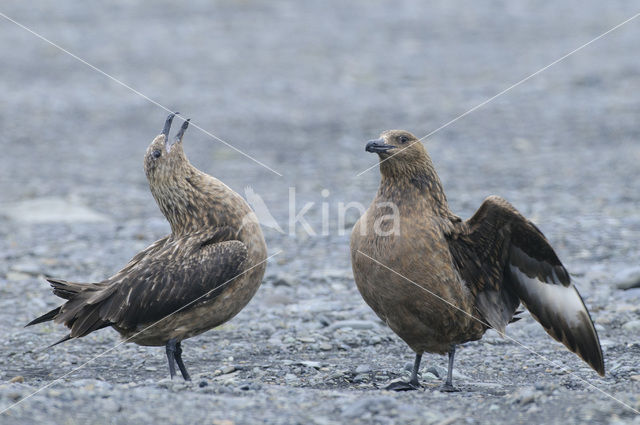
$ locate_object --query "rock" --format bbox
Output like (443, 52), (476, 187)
(272, 273), (296, 287)
(298, 361), (322, 369)
(622, 320), (640, 332)
(221, 366), (236, 375)
(282, 336), (296, 344)
(0, 197), (111, 223)
(327, 320), (377, 332)
(427, 366), (447, 378)
(6, 272), (31, 281)
(352, 374), (368, 383)
(341, 396), (398, 419)
(318, 343), (333, 351)
(326, 371), (347, 381)
(284, 373), (298, 382)
(510, 387), (541, 405)
(101, 398), (121, 413)
(10, 262), (45, 276)
(355, 364), (371, 374)
(614, 267), (640, 290)
(424, 364), (469, 380)
(316, 314), (331, 327)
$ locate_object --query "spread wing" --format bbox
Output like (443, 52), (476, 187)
(56, 227), (248, 338)
(447, 195), (604, 375)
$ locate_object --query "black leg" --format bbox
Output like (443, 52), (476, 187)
(174, 341), (191, 381)
(386, 353), (422, 391)
(409, 353), (422, 387)
(165, 339), (178, 379)
(439, 345), (460, 392)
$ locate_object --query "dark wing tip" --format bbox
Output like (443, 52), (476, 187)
(509, 265), (605, 376)
(574, 310), (605, 376)
(26, 306), (61, 327)
(47, 333), (73, 348)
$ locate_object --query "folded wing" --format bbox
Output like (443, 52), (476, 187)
(45, 227), (248, 340)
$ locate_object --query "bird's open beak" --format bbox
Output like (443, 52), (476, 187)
(161, 113), (190, 153)
(365, 138), (396, 154)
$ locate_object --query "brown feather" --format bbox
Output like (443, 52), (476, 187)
(351, 130), (604, 377)
(28, 116), (267, 351)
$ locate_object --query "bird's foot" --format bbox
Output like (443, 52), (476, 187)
(438, 382), (460, 392)
(385, 380), (421, 392)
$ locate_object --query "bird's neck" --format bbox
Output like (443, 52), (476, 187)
(378, 160), (453, 218)
(150, 165), (234, 237)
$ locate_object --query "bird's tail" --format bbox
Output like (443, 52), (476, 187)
(26, 278), (94, 327)
(48, 278), (90, 300)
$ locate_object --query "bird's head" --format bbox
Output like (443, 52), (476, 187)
(144, 113), (191, 182)
(365, 130), (430, 177)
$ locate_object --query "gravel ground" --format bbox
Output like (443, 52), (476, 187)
(1, 1), (640, 424)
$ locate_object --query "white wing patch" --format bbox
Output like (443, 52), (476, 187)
(509, 265), (586, 329)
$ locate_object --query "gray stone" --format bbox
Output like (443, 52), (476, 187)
(10, 262), (45, 276)
(221, 366), (236, 374)
(352, 374), (369, 383)
(614, 267), (640, 290)
(272, 273), (296, 287)
(284, 373), (298, 382)
(427, 366), (447, 379)
(1, 197), (111, 223)
(355, 364), (371, 374)
(341, 396), (398, 419)
(510, 387), (541, 405)
(327, 320), (378, 332)
(622, 320), (640, 332)
(298, 361), (322, 369)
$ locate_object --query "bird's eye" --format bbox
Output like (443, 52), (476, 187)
(152, 149), (162, 158)
(399, 136), (408, 144)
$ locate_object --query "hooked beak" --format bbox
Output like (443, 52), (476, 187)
(365, 138), (396, 154)
(161, 113), (190, 153)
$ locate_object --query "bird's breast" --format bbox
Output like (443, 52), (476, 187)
(351, 207), (477, 353)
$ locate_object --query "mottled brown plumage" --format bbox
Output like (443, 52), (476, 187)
(350, 130), (604, 391)
(28, 114), (267, 380)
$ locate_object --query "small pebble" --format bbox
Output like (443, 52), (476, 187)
(355, 364), (371, 374)
(221, 366), (236, 375)
(622, 320), (640, 332)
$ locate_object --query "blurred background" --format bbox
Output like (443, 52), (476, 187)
(0, 1), (639, 423)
